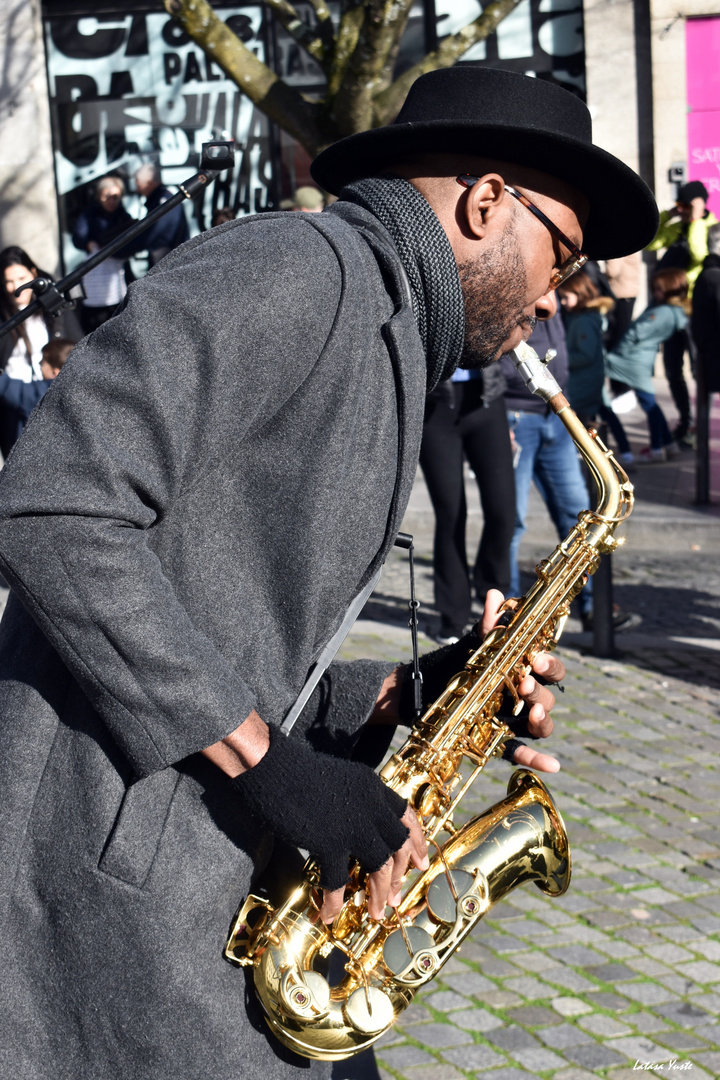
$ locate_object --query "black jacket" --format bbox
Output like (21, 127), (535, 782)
(501, 311), (569, 413)
(691, 254), (720, 393)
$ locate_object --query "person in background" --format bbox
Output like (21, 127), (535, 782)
(292, 185), (325, 212)
(646, 180), (719, 444)
(72, 175), (135, 335)
(690, 222), (720, 399)
(604, 251), (642, 351)
(211, 207), (236, 228)
(123, 163), (190, 268)
(0, 338), (73, 451)
(557, 270), (632, 465)
(0, 246), (81, 458)
(558, 270), (614, 425)
(605, 268), (689, 462)
(419, 363), (515, 644)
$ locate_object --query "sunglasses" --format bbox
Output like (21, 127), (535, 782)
(456, 175), (588, 290)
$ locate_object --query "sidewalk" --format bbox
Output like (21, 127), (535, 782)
(338, 377), (720, 1080)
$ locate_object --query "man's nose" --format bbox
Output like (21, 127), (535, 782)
(534, 289), (557, 321)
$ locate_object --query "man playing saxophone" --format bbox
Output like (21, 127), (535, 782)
(0, 67), (657, 1080)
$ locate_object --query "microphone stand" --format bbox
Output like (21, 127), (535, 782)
(0, 142), (235, 343)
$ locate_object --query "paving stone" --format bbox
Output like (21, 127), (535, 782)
(645, 943), (697, 964)
(675, 960), (720, 983)
(687, 991), (720, 1014)
(466, 1069), (536, 1080)
(502, 976), (559, 1000)
(630, 1012), (672, 1035)
(548, 945), (611, 966)
(406, 1023), (473, 1049)
(441, 971), (495, 997)
(505, 1005), (561, 1026)
(401, 1066), (465, 1080)
(583, 962), (637, 982)
(439, 1045), (507, 1070)
(485, 1025), (541, 1052)
(554, 1070), (599, 1080)
(422, 991), (469, 1013)
(609, 1035), (675, 1061)
(654, 1030), (715, 1051)
(446, 1007), (504, 1033)
(620, 982), (679, 1006)
(377, 1044), (435, 1068)
(400, 1006), (434, 1026)
(537, 1022), (594, 1049)
(577, 1012), (633, 1037)
(512, 1047), (569, 1071)
(691, 1052), (720, 1074)
(655, 1001), (713, 1026)
(563, 1043), (627, 1069)
(543, 968), (599, 993)
(590, 991), (632, 1010)
(625, 956), (674, 978)
(551, 996), (594, 1017)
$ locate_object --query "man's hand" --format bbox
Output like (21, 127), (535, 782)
(481, 589), (564, 773)
(318, 805), (428, 924)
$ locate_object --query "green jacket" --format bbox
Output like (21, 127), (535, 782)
(646, 209), (719, 293)
(606, 301), (689, 394)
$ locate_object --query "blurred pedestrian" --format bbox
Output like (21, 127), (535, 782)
(646, 181), (718, 443)
(605, 269), (689, 461)
(419, 364), (515, 643)
(123, 163), (190, 267)
(0, 338), (73, 450)
(292, 185), (324, 212)
(0, 246), (81, 457)
(691, 222), (720, 396)
(72, 175), (135, 335)
(558, 271), (632, 464)
(604, 251), (642, 351)
(211, 207), (236, 228)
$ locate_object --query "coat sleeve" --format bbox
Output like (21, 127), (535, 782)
(0, 222), (344, 779)
(645, 210), (677, 252)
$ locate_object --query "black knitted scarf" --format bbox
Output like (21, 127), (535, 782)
(340, 177), (465, 389)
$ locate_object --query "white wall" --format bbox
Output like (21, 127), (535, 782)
(0, 0), (59, 274)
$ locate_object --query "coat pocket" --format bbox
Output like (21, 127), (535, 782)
(98, 767), (182, 888)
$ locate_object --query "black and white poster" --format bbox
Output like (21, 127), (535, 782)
(44, 8), (272, 273)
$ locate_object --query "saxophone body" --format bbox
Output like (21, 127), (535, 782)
(225, 343), (634, 1061)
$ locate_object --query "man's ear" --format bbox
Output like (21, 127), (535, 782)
(461, 174), (507, 239)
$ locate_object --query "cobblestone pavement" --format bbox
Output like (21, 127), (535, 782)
(337, 380), (720, 1079)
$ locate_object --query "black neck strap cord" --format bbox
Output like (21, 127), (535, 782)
(395, 532), (423, 718)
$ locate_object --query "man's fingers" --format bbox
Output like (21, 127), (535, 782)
(480, 589), (506, 636)
(513, 742), (560, 773)
(403, 806), (429, 871)
(318, 886), (347, 925)
(532, 652), (566, 684)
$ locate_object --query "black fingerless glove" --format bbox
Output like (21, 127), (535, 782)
(231, 727), (409, 890)
(398, 626), (482, 723)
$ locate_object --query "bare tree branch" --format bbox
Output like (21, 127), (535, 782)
(331, 0), (415, 137)
(373, 0), (525, 126)
(164, 0), (330, 153)
(263, 0), (332, 67)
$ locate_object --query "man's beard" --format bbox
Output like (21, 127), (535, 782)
(457, 230), (532, 369)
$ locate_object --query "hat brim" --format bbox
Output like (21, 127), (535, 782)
(311, 121), (659, 260)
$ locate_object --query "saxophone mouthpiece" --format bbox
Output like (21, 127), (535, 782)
(510, 342), (563, 404)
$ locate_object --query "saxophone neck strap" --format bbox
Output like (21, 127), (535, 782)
(280, 533), (422, 736)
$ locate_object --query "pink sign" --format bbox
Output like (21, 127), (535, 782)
(686, 17), (720, 220)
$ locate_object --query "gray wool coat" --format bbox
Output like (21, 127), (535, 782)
(0, 206), (428, 1080)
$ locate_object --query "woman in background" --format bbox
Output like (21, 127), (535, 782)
(0, 246), (80, 456)
(605, 269), (689, 462)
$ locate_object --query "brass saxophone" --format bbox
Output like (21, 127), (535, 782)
(225, 342), (634, 1061)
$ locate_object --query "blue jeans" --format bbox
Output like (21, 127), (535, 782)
(507, 409), (593, 615)
(634, 388), (673, 450)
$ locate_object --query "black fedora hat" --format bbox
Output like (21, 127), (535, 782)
(311, 66), (658, 260)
